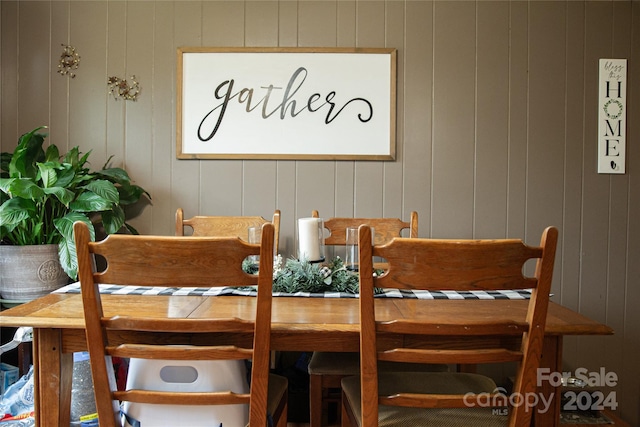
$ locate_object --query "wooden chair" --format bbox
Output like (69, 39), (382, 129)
(311, 210), (418, 245)
(341, 225), (558, 427)
(308, 211), (448, 427)
(74, 221), (287, 427)
(175, 208), (281, 255)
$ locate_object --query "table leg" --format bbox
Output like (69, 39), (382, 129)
(33, 328), (73, 427)
(534, 335), (563, 427)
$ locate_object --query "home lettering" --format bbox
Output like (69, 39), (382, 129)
(603, 79), (623, 159)
(197, 67), (374, 142)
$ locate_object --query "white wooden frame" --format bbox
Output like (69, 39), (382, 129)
(598, 58), (627, 174)
(177, 47), (396, 160)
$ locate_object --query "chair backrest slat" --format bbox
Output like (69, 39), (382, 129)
(176, 207), (281, 255)
(311, 210), (418, 246)
(373, 238), (541, 291)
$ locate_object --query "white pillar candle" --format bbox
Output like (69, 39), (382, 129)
(298, 218), (322, 261)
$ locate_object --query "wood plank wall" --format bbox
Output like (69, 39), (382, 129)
(1, 1), (638, 424)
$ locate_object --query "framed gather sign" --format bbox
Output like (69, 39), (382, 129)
(177, 47), (396, 160)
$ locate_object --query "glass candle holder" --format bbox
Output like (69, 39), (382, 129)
(345, 226), (374, 272)
(247, 226), (261, 269)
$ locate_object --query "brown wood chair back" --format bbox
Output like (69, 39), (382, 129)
(176, 208), (281, 255)
(311, 210), (418, 245)
(307, 210), (418, 427)
(74, 221), (281, 427)
(348, 225), (558, 427)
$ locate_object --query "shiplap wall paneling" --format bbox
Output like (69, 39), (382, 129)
(124, 2), (155, 235)
(50, 2), (71, 154)
(172, 1), (203, 228)
(475, 1), (510, 239)
(604, 1), (634, 421)
(105, 0), (127, 171)
(560, 0), (586, 370)
(602, 1), (633, 414)
(527, 1), (566, 258)
(431, 1), (476, 238)
(150, 1), (176, 235)
(622, 4), (640, 422)
(403, 1), (432, 237)
(506, 1), (528, 240)
(384, 1), (406, 224)
(18, 2), (49, 134)
(68, 2), (107, 169)
(1, 2), (19, 148)
(576, 1), (616, 381)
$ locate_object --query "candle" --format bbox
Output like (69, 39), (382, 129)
(298, 218), (323, 262)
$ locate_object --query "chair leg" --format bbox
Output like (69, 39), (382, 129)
(309, 373), (323, 427)
(276, 397), (288, 427)
(340, 390), (353, 427)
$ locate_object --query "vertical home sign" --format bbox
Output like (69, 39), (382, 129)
(177, 47), (396, 160)
(598, 59), (627, 174)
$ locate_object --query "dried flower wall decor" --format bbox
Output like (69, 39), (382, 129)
(58, 44), (80, 78)
(107, 75), (140, 101)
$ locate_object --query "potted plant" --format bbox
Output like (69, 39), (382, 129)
(0, 126), (150, 301)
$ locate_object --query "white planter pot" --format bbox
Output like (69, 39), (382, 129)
(0, 244), (69, 302)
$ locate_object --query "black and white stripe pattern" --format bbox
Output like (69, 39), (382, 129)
(54, 282), (532, 300)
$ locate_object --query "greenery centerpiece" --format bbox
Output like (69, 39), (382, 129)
(272, 256), (361, 293)
(0, 126), (151, 281)
(244, 255), (382, 294)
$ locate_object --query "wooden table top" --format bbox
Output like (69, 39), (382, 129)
(0, 292), (614, 338)
(2, 292), (613, 427)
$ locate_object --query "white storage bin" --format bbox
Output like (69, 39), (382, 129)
(121, 357), (250, 427)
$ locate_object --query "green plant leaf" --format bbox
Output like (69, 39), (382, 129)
(117, 183), (148, 205)
(0, 152), (12, 177)
(70, 191), (113, 212)
(0, 177), (16, 194)
(55, 212), (93, 244)
(6, 178), (45, 200)
(123, 222), (140, 235)
(37, 162), (58, 188)
(63, 146), (80, 167)
(44, 144), (60, 163)
(101, 205), (125, 234)
(0, 197), (37, 224)
(58, 241), (78, 281)
(55, 213), (93, 280)
(54, 164), (81, 189)
(78, 150), (91, 167)
(98, 167), (131, 184)
(9, 127), (47, 179)
(83, 179), (119, 204)
(43, 186), (75, 206)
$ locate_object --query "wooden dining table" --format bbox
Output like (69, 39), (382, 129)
(0, 291), (613, 427)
